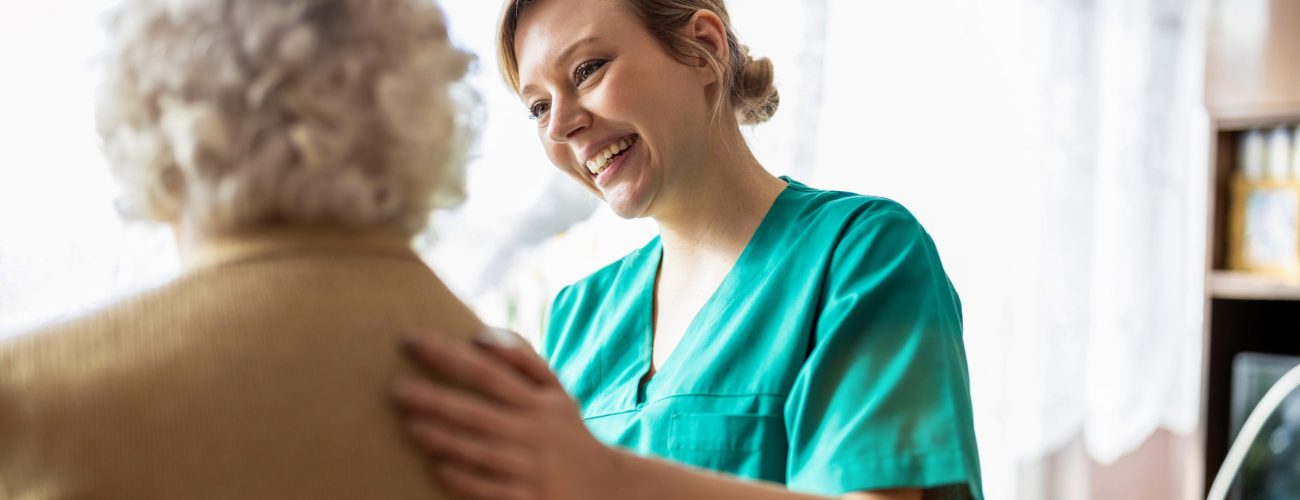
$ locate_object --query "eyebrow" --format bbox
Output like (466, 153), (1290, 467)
(519, 36), (601, 96)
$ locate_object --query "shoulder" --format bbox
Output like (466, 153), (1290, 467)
(783, 181), (932, 254)
(785, 180), (919, 227)
(543, 238), (657, 357)
(550, 237), (658, 315)
(0, 277), (196, 403)
(551, 260), (623, 314)
(785, 181), (956, 305)
(0, 304), (124, 434)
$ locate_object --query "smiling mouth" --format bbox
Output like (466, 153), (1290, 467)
(584, 135), (638, 176)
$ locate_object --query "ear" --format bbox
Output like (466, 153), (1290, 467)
(686, 10), (728, 86)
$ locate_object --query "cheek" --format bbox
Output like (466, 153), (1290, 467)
(600, 58), (686, 117)
(609, 62), (706, 131)
(586, 74), (639, 123)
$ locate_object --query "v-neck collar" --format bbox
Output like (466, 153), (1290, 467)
(630, 178), (798, 404)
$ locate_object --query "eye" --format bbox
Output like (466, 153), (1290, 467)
(574, 59), (607, 85)
(527, 101), (551, 121)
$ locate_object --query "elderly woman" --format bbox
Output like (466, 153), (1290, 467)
(0, 0), (480, 498)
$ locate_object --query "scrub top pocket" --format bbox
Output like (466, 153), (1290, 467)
(668, 413), (787, 481)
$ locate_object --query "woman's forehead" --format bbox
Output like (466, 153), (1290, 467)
(514, 0), (637, 76)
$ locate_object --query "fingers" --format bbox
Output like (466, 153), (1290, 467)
(410, 420), (533, 480)
(435, 462), (533, 500)
(393, 378), (527, 440)
(403, 335), (538, 407)
(473, 332), (561, 388)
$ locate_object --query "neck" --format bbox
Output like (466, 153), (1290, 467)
(652, 127), (787, 260)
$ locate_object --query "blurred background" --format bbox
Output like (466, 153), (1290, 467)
(2, 0), (1299, 499)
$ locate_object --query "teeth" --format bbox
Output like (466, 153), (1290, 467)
(584, 136), (636, 175)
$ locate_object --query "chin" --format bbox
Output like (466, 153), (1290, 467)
(602, 185), (654, 220)
(606, 199), (650, 220)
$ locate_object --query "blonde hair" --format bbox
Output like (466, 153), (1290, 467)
(97, 0), (478, 234)
(498, 0), (778, 125)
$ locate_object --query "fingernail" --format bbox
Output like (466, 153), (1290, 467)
(475, 327), (522, 348)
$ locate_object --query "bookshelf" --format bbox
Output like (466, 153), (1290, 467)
(1208, 271), (1300, 301)
(1200, 0), (1300, 496)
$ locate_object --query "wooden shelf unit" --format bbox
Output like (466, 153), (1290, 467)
(1211, 105), (1300, 132)
(1209, 271), (1300, 301)
(1199, 1), (1300, 496)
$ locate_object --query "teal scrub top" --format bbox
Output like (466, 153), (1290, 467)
(543, 178), (983, 498)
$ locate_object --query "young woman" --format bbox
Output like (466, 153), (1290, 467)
(393, 1), (983, 499)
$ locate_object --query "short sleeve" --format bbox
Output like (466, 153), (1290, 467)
(783, 203), (983, 499)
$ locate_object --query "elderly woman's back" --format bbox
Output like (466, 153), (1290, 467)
(0, 229), (480, 498)
(0, 0), (479, 498)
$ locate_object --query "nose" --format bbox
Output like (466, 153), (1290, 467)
(546, 95), (590, 144)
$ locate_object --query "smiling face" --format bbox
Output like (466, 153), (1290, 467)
(513, 0), (720, 219)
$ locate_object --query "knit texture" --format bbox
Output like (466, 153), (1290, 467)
(0, 235), (479, 499)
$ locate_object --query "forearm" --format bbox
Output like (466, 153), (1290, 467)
(604, 448), (919, 500)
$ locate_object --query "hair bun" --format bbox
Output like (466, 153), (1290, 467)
(733, 47), (779, 125)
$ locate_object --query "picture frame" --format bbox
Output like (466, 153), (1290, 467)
(1229, 176), (1300, 282)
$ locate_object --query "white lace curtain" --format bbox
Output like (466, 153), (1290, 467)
(0, 1), (1209, 498)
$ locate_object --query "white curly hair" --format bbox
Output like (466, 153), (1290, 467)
(96, 0), (477, 234)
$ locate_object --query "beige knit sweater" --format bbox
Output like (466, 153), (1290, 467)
(0, 230), (482, 499)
